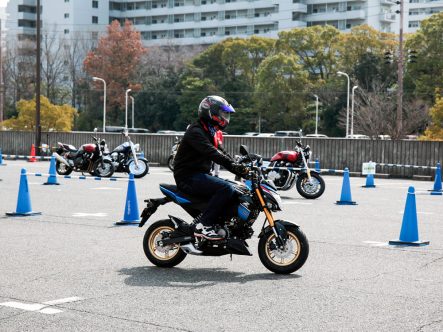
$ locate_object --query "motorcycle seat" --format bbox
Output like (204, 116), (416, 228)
(159, 183), (207, 205)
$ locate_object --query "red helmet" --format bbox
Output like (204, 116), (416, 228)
(198, 96), (235, 130)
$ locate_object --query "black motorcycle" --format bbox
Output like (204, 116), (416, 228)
(54, 136), (114, 177)
(139, 145), (309, 274)
(108, 132), (149, 178)
(167, 136), (181, 171)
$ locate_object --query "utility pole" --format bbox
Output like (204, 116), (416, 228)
(35, 0), (41, 155)
(397, 0), (404, 137)
(0, 19), (4, 124)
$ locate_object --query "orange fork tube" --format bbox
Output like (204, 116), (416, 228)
(255, 189), (275, 227)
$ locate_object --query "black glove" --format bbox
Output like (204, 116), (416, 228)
(231, 163), (249, 178)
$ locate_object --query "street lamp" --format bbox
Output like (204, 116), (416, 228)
(92, 77), (106, 133)
(313, 94), (319, 135)
(350, 85), (358, 137)
(130, 96), (135, 129)
(125, 88), (132, 129)
(337, 71), (350, 137)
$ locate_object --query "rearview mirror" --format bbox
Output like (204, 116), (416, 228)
(239, 145), (248, 156)
(93, 128), (98, 134)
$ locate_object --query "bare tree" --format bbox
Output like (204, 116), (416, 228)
(349, 81), (429, 138)
(41, 26), (70, 104)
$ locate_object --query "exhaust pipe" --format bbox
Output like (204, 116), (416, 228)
(53, 152), (71, 167)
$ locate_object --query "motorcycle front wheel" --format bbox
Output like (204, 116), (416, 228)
(258, 225), (309, 274)
(55, 161), (72, 176)
(167, 155), (174, 171)
(143, 219), (187, 268)
(127, 159), (149, 178)
(93, 159), (114, 177)
(296, 172), (325, 199)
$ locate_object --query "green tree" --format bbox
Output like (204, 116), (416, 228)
(276, 25), (342, 81)
(405, 12), (443, 101)
(1, 95), (77, 131)
(255, 53), (310, 132)
(421, 91), (443, 140)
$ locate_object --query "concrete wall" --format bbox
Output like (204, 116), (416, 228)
(1, 131), (442, 177)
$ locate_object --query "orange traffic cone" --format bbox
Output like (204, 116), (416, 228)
(28, 144), (36, 162)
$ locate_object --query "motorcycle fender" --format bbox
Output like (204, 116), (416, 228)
(139, 197), (171, 228)
(258, 220), (299, 239)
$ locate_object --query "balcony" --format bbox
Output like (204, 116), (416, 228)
(308, 10), (366, 22)
(380, 12), (396, 22)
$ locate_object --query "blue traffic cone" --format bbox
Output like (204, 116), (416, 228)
(389, 186), (429, 246)
(429, 162), (442, 195)
(315, 159), (320, 173)
(0, 148), (6, 166)
(336, 168), (357, 205)
(362, 174), (376, 188)
(43, 155), (60, 185)
(115, 173), (140, 225)
(6, 168), (42, 216)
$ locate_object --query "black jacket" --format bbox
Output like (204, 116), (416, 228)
(173, 121), (234, 180)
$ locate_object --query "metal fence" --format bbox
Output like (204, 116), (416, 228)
(1, 131), (442, 177)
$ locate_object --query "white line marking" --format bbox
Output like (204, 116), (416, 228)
(39, 308), (63, 314)
(73, 212), (107, 217)
(363, 241), (388, 247)
(0, 297), (83, 315)
(0, 302), (46, 311)
(42, 297), (82, 305)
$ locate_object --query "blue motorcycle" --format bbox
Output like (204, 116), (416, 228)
(139, 145), (309, 274)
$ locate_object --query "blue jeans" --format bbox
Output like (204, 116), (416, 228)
(175, 173), (236, 226)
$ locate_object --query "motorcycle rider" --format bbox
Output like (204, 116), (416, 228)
(173, 95), (248, 240)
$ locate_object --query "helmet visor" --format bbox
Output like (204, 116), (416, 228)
(220, 103), (235, 113)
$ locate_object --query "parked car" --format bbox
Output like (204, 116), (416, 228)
(403, 134), (418, 140)
(305, 134), (328, 138)
(274, 130), (303, 137)
(256, 133), (275, 137)
(377, 135), (391, 140)
(128, 128), (150, 133)
(243, 132), (259, 136)
(156, 130), (177, 134)
(346, 134), (370, 139)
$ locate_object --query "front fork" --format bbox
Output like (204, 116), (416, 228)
(255, 189), (286, 248)
(300, 153), (311, 180)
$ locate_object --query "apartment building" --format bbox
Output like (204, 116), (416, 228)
(406, 0), (443, 32)
(3, 0), (442, 47)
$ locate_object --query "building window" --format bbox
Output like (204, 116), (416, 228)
(91, 31), (98, 39)
(64, 29), (70, 34)
(64, 13), (69, 18)
(92, 1), (98, 9)
(65, 0), (69, 2)
(92, 16), (98, 24)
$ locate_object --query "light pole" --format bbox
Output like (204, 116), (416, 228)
(93, 77), (107, 132)
(130, 96), (135, 129)
(350, 85), (358, 137)
(313, 94), (319, 135)
(125, 88), (132, 129)
(337, 71), (350, 137)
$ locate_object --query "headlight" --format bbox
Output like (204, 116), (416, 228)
(134, 143), (140, 152)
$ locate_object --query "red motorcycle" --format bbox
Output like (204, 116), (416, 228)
(236, 141), (325, 199)
(53, 136), (114, 177)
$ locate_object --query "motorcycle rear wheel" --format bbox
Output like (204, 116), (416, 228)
(296, 172), (325, 199)
(258, 225), (309, 274)
(55, 161), (72, 176)
(143, 219), (187, 268)
(167, 156), (174, 171)
(93, 159), (114, 177)
(127, 159), (149, 178)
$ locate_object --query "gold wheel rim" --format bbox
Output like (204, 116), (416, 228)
(265, 231), (301, 266)
(148, 226), (180, 261)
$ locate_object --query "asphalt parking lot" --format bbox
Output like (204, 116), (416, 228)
(1, 160), (442, 331)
